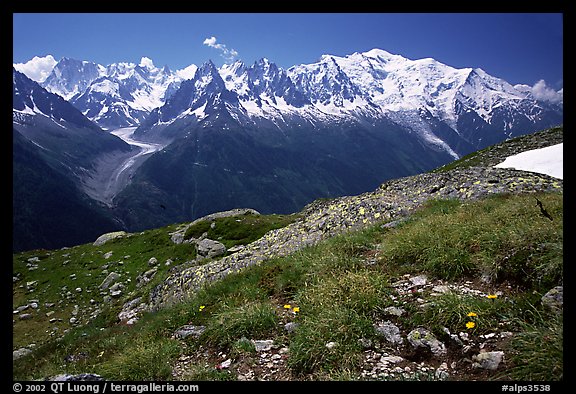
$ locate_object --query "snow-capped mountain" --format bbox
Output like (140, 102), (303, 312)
(13, 49), (563, 236)
(12, 68), (131, 177)
(133, 48), (561, 157)
(42, 57), (105, 100)
(287, 48), (563, 151)
(21, 49), (562, 154)
(35, 56), (193, 129)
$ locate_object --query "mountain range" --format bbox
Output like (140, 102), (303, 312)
(12, 49), (563, 251)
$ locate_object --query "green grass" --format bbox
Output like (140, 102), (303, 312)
(201, 301), (279, 347)
(504, 315), (563, 380)
(13, 192), (563, 381)
(184, 212), (299, 249)
(377, 194), (563, 290)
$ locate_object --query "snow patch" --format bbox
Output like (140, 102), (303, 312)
(494, 143), (563, 179)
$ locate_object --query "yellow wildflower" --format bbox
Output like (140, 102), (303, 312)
(283, 304), (291, 309)
(199, 305), (205, 312)
(487, 294), (498, 299)
(466, 321), (475, 329)
(293, 307), (300, 313)
(467, 312), (477, 317)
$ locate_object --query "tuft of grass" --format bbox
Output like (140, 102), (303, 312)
(200, 301), (279, 348)
(231, 336), (256, 357)
(378, 193), (563, 290)
(99, 338), (181, 380)
(180, 365), (236, 381)
(504, 315), (563, 380)
(408, 291), (531, 335)
(287, 307), (372, 375)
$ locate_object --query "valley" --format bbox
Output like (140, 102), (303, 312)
(82, 127), (168, 205)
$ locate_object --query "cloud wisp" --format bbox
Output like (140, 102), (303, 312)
(13, 55), (57, 83)
(531, 80), (563, 105)
(203, 36), (239, 63)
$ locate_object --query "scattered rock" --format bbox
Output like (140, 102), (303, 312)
(13, 347), (32, 360)
(435, 362), (450, 380)
(228, 245), (245, 253)
(218, 359), (232, 369)
(99, 272), (121, 290)
(325, 341), (338, 350)
(252, 339), (274, 352)
(472, 351), (505, 370)
(137, 267), (158, 288)
(409, 275), (428, 287)
(118, 298), (148, 325)
(174, 325), (206, 339)
(46, 373), (104, 381)
(380, 355), (404, 364)
(109, 282), (124, 297)
(383, 306), (404, 316)
(284, 322), (299, 333)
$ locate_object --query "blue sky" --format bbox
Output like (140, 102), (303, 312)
(13, 13), (563, 88)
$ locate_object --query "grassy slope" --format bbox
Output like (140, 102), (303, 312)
(13, 193), (562, 381)
(13, 127), (563, 381)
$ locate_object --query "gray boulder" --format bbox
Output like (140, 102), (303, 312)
(93, 231), (126, 246)
(196, 239), (227, 259)
(407, 328), (447, 356)
(99, 272), (120, 290)
(13, 347), (32, 360)
(374, 321), (403, 345)
(472, 351), (505, 370)
(541, 286), (563, 313)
